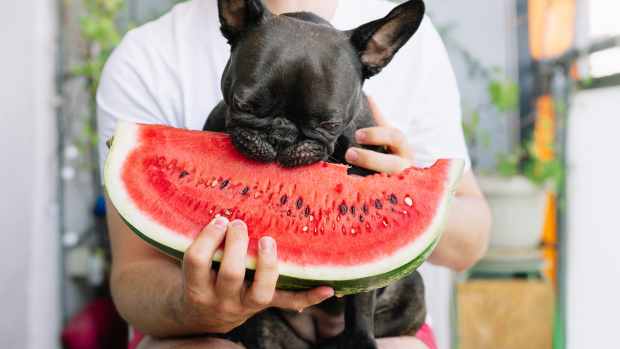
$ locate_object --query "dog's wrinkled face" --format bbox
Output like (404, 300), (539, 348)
(216, 0), (425, 167)
(221, 17), (364, 166)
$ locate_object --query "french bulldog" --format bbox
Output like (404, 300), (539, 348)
(204, 1), (427, 348)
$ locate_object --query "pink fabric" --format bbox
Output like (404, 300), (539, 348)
(128, 330), (144, 349)
(128, 324), (438, 349)
(61, 298), (128, 349)
(415, 323), (439, 349)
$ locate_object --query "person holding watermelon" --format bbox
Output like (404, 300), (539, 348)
(98, 1), (492, 348)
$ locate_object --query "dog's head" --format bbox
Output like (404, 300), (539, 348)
(216, 0), (425, 167)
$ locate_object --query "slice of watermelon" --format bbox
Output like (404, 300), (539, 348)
(104, 121), (464, 294)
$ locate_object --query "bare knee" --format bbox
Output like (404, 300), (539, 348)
(137, 336), (245, 349)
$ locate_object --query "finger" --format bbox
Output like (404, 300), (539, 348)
(183, 216), (229, 291)
(271, 287), (335, 312)
(346, 147), (412, 174)
(355, 127), (413, 158)
(243, 237), (279, 309)
(215, 220), (250, 302)
(367, 96), (391, 127)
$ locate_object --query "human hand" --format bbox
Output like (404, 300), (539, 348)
(178, 217), (334, 334)
(346, 97), (415, 174)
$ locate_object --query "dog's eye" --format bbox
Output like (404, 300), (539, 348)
(320, 121), (342, 131)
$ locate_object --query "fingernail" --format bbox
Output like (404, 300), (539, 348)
(321, 288), (335, 299)
(259, 236), (275, 254)
(345, 149), (359, 162)
(212, 216), (229, 228)
(230, 219), (247, 229)
(356, 130), (367, 142)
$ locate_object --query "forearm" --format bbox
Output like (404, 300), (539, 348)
(111, 259), (200, 338)
(429, 193), (491, 271)
(378, 337), (429, 349)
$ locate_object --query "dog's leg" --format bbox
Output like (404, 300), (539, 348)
(317, 292), (378, 349)
(374, 271), (427, 338)
(344, 292), (378, 349)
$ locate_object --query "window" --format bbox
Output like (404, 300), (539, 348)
(589, 0), (620, 77)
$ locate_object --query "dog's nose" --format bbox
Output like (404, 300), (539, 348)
(269, 117), (299, 149)
(272, 117), (295, 129)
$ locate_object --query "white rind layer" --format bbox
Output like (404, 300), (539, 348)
(105, 121), (464, 281)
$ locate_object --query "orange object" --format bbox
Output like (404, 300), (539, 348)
(542, 193), (558, 245)
(528, 0), (576, 60)
(542, 246), (558, 286)
(528, 0), (575, 292)
(570, 63), (580, 80)
(533, 96), (556, 162)
(534, 97), (558, 288)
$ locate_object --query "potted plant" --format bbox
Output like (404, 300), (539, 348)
(462, 71), (563, 250)
(434, 22), (563, 251)
(479, 143), (562, 250)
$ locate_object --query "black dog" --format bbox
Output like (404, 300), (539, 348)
(205, 1), (427, 348)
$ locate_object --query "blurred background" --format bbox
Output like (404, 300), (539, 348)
(1, 0), (619, 348)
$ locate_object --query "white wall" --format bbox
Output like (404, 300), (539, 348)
(428, 0), (519, 170)
(567, 86), (620, 349)
(0, 0), (60, 348)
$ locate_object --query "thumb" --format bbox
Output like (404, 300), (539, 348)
(367, 96), (391, 127)
(271, 287), (334, 312)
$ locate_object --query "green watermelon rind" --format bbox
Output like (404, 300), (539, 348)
(104, 121), (464, 295)
(121, 214), (440, 295)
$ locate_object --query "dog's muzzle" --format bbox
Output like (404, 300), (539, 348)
(230, 117), (330, 167)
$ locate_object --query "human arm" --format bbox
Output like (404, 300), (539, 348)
(377, 337), (430, 349)
(426, 170), (491, 271)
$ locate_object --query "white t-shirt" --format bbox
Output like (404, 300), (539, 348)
(97, 0), (468, 345)
(97, 0), (469, 170)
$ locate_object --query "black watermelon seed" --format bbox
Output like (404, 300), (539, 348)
(351, 206), (356, 215)
(339, 203), (348, 215)
(179, 171), (189, 179)
(241, 187), (250, 195)
(280, 195), (288, 205)
(359, 215), (365, 223)
(304, 206), (311, 217)
(389, 194), (398, 205)
(220, 179), (230, 189)
(363, 204), (369, 215)
(296, 198), (304, 210)
(375, 199), (383, 209)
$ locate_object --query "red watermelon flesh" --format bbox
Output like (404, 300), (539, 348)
(105, 122), (464, 294)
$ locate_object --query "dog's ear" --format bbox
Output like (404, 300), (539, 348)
(218, 0), (272, 44)
(348, 0), (425, 79)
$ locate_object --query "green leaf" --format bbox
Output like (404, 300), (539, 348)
(496, 152), (520, 177)
(481, 133), (492, 148)
(488, 79), (519, 112)
(581, 75), (594, 88)
(462, 110), (484, 147)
